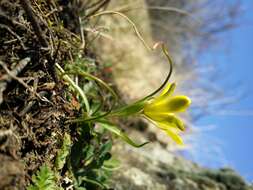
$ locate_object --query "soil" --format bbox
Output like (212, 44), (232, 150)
(0, 0), (90, 189)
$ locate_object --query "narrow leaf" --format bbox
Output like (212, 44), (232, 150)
(98, 121), (148, 148)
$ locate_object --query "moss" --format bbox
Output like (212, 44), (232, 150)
(202, 168), (249, 190)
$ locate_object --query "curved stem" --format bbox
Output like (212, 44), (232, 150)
(89, 10), (152, 51)
(116, 5), (201, 24)
(144, 44), (173, 98)
(56, 63), (90, 114)
(132, 44), (173, 104)
(91, 88), (105, 116)
(65, 69), (118, 103)
(64, 69), (118, 123)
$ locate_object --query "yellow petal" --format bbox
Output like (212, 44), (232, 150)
(154, 121), (184, 145)
(144, 111), (168, 121)
(166, 129), (184, 145)
(147, 83), (176, 107)
(165, 115), (185, 131)
(165, 95), (191, 112)
(144, 95), (191, 114)
(160, 83), (176, 97)
(158, 120), (183, 131)
(144, 113), (185, 131)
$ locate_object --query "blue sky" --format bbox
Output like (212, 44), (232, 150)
(191, 0), (253, 182)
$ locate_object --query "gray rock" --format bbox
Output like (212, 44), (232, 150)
(110, 131), (253, 190)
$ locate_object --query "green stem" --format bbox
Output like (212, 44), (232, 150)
(143, 44), (173, 99)
(56, 63), (90, 114)
(64, 68), (118, 123)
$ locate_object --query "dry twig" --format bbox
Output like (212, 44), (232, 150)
(20, 0), (58, 82)
(0, 58), (30, 104)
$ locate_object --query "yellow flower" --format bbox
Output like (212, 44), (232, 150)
(143, 83), (191, 145)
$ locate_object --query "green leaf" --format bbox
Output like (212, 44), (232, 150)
(80, 177), (107, 189)
(98, 120), (149, 148)
(27, 165), (60, 190)
(85, 145), (95, 162)
(111, 101), (146, 117)
(103, 158), (121, 171)
(99, 141), (112, 159)
(55, 133), (72, 170)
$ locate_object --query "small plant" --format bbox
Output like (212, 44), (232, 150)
(68, 123), (118, 189)
(51, 11), (191, 189)
(53, 38), (191, 190)
(27, 165), (61, 190)
(55, 133), (72, 171)
(65, 44), (191, 146)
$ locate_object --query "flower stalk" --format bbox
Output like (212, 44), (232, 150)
(66, 44), (191, 146)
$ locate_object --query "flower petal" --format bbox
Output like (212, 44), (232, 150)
(146, 83), (176, 108)
(144, 113), (185, 131)
(144, 111), (168, 121)
(160, 83), (176, 97)
(165, 115), (185, 131)
(165, 129), (184, 145)
(147, 115), (185, 145)
(165, 95), (191, 112)
(144, 95), (191, 114)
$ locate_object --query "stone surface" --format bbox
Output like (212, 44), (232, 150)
(110, 130), (253, 190)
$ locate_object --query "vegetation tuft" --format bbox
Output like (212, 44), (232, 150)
(0, 1), (249, 190)
(0, 0), (117, 189)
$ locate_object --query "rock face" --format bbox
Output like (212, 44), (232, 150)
(91, 1), (251, 189)
(110, 133), (252, 190)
